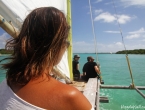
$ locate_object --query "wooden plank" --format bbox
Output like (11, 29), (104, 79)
(101, 85), (145, 90)
(135, 87), (145, 99)
(100, 96), (109, 103)
(83, 78), (98, 108)
(96, 79), (100, 110)
(136, 86), (145, 90)
(69, 81), (86, 92)
(101, 85), (130, 89)
(71, 81), (85, 87)
(73, 86), (85, 92)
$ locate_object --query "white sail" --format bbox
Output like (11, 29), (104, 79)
(0, 0), (67, 29)
(0, 0), (70, 78)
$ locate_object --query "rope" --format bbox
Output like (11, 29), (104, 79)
(112, 0), (127, 54)
(126, 55), (135, 88)
(88, 0), (98, 62)
(88, 0), (102, 81)
(112, 0), (135, 88)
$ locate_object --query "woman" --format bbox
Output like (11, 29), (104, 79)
(0, 7), (92, 110)
(72, 54), (81, 80)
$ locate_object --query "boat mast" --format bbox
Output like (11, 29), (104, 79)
(67, 0), (73, 80)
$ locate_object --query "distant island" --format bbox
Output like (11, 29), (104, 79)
(0, 49), (13, 54)
(116, 49), (145, 54)
(1, 49), (144, 54)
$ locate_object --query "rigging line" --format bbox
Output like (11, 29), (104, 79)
(111, 0), (127, 55)
(88, 0), (103, 82)
(88, 0), (98, 62)
(112, 0), (135, 88)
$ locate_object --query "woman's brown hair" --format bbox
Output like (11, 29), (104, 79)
(2, 7), (70, 86)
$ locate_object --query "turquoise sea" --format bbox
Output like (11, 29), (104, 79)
(0, 54), (145, 110)
(75, 53), (145, 110)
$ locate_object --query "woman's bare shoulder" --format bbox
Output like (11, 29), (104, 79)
(18, 77), (92, 110)
(53, 80), (92, 110)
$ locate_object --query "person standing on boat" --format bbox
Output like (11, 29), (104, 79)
(82, 56), (100, 81)
(0, 7), (92, 110)
(72, 54), (81, 80)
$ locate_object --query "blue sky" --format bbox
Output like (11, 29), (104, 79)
(0, 0), (145, 53)
(71, 0), (145, 53)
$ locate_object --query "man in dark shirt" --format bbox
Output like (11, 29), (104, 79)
(82, 56), (100, 81)
(72, 55), (80, 80)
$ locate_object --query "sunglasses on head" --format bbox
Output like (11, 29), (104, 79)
(66, 40), (70, 48)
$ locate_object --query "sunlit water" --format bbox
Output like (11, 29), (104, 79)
(75, 53), (145, 110)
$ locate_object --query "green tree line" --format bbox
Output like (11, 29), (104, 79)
(0, 49), (13, 54)
(116, 49), (145, 54)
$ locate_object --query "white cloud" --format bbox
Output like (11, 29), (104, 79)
(73, 41), (124, 53)
(126, 34), (140, 39)
(94, 12), (116, 23)
(104, 31), (120, 33)
(0, 33), (8, 40)
(115, 42), (123, 46)
(94, 12), (131, 24)
(0, 33), (10, 49)
(128, 28), (145, 34)
(73, 40), (144, 53)
(105, 2), (113, 5)
(95, 9), (103, 14)
(125, 44), (145, 50)
(142, 39), (145, 42)
(98, 42), (124, 52)
(73, 41), (95, 53)
(126, 28), (145, 39)
(95, 0), (103, 3)
(117, 15), (131, 24)
(120, 0), (145, 7)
